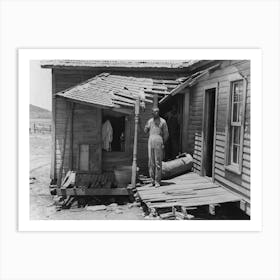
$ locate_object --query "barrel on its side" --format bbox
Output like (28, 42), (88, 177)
(162, 154), (193, 179)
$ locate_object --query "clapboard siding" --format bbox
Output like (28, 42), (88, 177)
(55, 97), (71, 181)
(188, 60), (251, 206)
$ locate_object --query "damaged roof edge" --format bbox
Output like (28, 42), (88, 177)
(40, 60), (204, 70)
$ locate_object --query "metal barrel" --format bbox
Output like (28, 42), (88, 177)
(162, 153), (193, 179)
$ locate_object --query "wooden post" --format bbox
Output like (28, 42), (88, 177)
(153, 93), (158, 108)
(69, 102), (74, 170)
(51, 69), (56, 180)
(182, 88), (190, 152)
(58, 102), (71, 186)
(131, 97), (140, 188)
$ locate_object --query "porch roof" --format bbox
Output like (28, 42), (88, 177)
(56, 63), (220, 109)
(56, 73), (188, 108)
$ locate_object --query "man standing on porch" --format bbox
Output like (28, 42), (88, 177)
(144, 108), (169, 187)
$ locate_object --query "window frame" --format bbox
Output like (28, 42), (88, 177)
(225, 76), (248, 175)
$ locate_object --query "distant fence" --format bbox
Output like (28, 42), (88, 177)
(30, 122), (51, 134)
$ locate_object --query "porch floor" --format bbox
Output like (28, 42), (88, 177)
(136, 171), (241, 212)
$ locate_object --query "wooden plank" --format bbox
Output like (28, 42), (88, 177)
(216, 146), (225, 153)
(216, 150), (225, 159)
(215, 156), (225, 165)
(137, 184), (221, 196)
(141, 189), (230, 202)
(216, 139), (225, 148)
(137, 181), (218, 193)
(242, 160), (250, 169)
(148, 194), (240, 208)
(216, 133), (226, 141)
(56, 187), (129, 196)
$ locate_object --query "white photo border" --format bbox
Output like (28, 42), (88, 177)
(19, 48), (262, 232)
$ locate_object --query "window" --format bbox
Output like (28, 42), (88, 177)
(226, 79), (247, 173)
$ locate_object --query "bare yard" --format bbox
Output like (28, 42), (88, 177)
(29, 133), (144, 220)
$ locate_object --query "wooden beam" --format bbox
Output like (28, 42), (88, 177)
(131, 97), (140, 188)
(169, 77), (193, 96)
(153, 93), (158, 108)
(51, 69), (56, 180)
(182, 88), (190, 153)
(58, 103), (71, 185)
(144, 89), (169, 95)
(112, 107), (133, 115)
(111, 94), (136, 105)
(56, 187), (129, 196)
(159, 64), (220, 105)
(69, 102), (74, 170)
(57, 95), (117, 110)
(113, 100), (135, 107)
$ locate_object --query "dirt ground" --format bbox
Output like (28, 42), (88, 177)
(29, 133), (144, 220)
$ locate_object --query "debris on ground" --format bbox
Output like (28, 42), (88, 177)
(86, 205), (107, 211)
(128, 202), (140, 208)
(108, 203), (118, 208)
(29, 177), (37, 184)
(114, 209), (124, 214)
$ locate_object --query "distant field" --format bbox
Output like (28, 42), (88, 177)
(30, 118), (51, 123)
(30, 104), (51, 133)
(30, 104), (51, 119)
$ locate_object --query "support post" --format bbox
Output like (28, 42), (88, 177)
(51, 69), (56, 180)
(69, 102), (74, 170)
(182, 88), (190, 152)
(153, 93), (158, 108)
(131, 97), (140, 188)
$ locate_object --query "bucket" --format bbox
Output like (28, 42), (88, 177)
(114, 165), (132, 185)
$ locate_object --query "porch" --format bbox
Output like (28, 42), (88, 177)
(134, 171), (242, 218)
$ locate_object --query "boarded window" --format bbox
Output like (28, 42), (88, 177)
(79, 144), (89, 171)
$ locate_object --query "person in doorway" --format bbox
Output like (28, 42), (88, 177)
(166, 105), (180, 159)
(144, 108), (169, 187)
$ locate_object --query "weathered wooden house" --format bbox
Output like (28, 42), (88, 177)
(41, 60), (250, 215)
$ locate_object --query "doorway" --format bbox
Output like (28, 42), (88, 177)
(160, 95), (183, 160)
(202, 88), (216, 177)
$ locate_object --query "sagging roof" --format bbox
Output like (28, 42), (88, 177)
(56, 73), (185, 108)
(56, 63), (220, 109)
(41, 60), (200, 69)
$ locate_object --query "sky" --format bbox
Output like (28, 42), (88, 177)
(30, 60), (52, 111)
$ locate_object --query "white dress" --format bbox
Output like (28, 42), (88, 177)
(102, 120), (113, 151)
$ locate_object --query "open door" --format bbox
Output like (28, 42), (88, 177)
(202, 87), (217, 177)
(160, 95), (182, 160)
